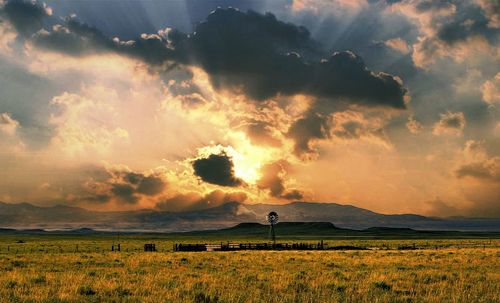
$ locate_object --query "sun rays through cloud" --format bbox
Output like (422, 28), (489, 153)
(0, 0), (498, 217)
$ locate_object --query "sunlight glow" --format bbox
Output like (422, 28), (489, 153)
(196, 133), (279, 185)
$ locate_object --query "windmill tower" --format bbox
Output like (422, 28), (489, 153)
(266, 211), (279, 246)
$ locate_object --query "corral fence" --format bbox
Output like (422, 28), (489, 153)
(175, 241), (331, 252)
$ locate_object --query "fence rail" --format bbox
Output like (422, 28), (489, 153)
(175, 241), (329, 251)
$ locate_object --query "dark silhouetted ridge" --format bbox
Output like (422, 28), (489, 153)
(364, 227), (415, 232)
(230, 223), (265, 229)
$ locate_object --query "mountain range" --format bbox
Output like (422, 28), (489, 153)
(1, 201), (499, 232)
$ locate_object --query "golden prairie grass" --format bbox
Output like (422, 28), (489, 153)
(0, 237), (498, 303)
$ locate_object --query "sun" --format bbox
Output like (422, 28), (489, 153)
(227, 147), (261, 184)
(196, 138), (277, 185)
(225, 134), (283, 184)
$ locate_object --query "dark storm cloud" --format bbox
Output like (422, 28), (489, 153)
(389, 0), (499, 68)
(137, 175), (166, 195)
(192, 153), (243, 187)
(245, 120), (282, 147)
(115, 33), (174, 65)
(2, 3), (407, 108)
(476, 0), (499, 28)
(257, 160), (304, 200)
(332, 120), (366, 139)
(436, 3), (498, 45)
(287, 112), (330, 157)
(110, 183), (137, 204)
(156, 189), (247, 212)
(414, 0), (453, 12)
(441, 114), (464, 129)
(281, 190), (303, 200)
(2, 0), (49, 37)
(0, 1), (173, 64)
(32, 19), (115, 56)
(122, 172), (166, 196)
(81, 169), (167, 204)
(433, 111), (466, 135)
(30, 16), (174, 64)
(257, 161), (287, 197)
(171, 9), (407, 107)
(287, 108), (391, 157)
(455, 159), (500, 183)
(283, 0), (419, 80)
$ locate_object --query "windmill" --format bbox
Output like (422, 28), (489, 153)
(266, 211), (279, 246)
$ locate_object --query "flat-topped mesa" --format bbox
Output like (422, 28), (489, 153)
(228, 221), (339, 231)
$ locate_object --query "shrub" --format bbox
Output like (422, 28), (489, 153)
(78, 285), (96, 296)
(335, 285), (347, 293)
(114, 286), (131, 297)
(373, 281), (391, 291)
(193, 291), (219, 303)
(11, 260), (25, 267)
(5, 280), (17, 289)
(31, 276), (46, 284)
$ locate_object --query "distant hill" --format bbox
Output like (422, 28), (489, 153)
(176, 221), (500, 239)
(2, 222), (498, 239)
(212, 222), (341, 236)
(0, 201), (499, 232)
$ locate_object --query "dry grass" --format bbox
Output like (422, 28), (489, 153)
(0, 237), (498, 302)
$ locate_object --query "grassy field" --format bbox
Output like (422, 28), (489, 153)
(0, 235), (498, 303)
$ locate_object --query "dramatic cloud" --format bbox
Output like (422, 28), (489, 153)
(156, 189), (247, 212)
(0, 112), (24, 156)
(1, 0), (51, 37)
(384, 37), (411, 54)
(329, 110), (389, 144)
(287, 109), (391, 157)
(0, 0), (498, 218)
(390, 0), (500, 67)
(48, 92), (129, 156)
(456, 159), (500, 182)
(30, 18), (173, 65)
(257, 160), (303, 200)
(482, 72), (500, 105)
(406, 115), (423, 134)
(80, 167), (167, 205)
(287, 112), (330, 158)
(462, 139), (487, 160)
(32, 19), (115, 56)
(1, 4), (408, 108)
(432, 111), (466, 136)
(245, 120), (282, 147)
(476, 0), (500, 28)
(1, 2), (173, 64)
(456, 141), (500, 183)
(0, 112), (18, 135)
(122, 172), (166, 196)
(453, 140), (500, 216)
(192, 153), (244, 187)
(170, 9), (408, 107)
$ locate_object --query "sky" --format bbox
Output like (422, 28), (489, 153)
(0, 0), (498, 217)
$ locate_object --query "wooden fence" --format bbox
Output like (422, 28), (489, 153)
(174, 241), (328, 252)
